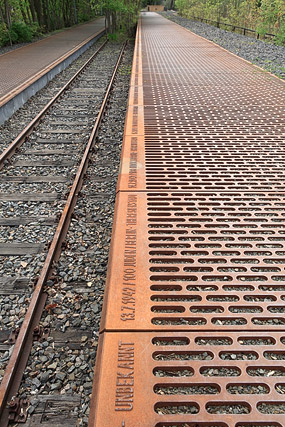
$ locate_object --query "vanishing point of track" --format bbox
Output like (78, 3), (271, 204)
(1, 10), (285, 427)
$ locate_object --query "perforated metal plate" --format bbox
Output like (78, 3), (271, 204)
(90, 12), (285, 427)
(101, 192), (285, 331)
(143, 105), (284, 136)
(143, 83), (285, 106)
(119, 14), (285, 193)
(90, 332), (285, 426)
(119, 134), (285, 191)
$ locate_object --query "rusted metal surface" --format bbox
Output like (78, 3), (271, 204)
(100, 191), (285, 331)
(119, 133), (285, 191)
(119, 17), (285, 193)
(0, 42), (127, 426)
(90, 12), (285, 426)
(90, 332), (285, 426)
(7, 397), (29, 423)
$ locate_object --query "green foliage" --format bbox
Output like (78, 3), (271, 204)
(77, 12), (92, 22)
(0, 21), (36, 46)
(92, 0), (127, 14)
(0, 24), (17, 46)
(175, 0), (285, 43)
(108, 31), (118, 40)
(275, 25), (285, 45)
(91, 0), (142, 35)
(29, 22), (42, 38)
(143, 0), (163, 4)
(10, 22), (33, 42)
(256, 21), (267, 37)
(0, 0), (101, 45)
(118, 64), (132, 75)
(0, 0), (142, 46)
(175, 0), (189, 17)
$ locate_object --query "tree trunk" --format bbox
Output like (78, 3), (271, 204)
(25, 2), (33, 24)
(106, 10), (111, 33)
(34, 0), (43, 27)
(4, 0), (11, 28)
(50, 0), (61, 30)
(19, 2), (30, 24)
(0, 5), (6, 24)
(111, 11), (117, 33)
(42, 0), (49, 31)
(28, 0), (37, 23)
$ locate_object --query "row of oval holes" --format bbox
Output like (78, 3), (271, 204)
(151, 295), (283, 302)
(152, 350), (284, 361)
(149, 275), (285, 282)
(151, 318), (285, 325)
(152, 366), (285, 378)
(152, 337), (283, 346)
(154, 401), (285, 414)
(155, 424), (282, 427)
(150, 284), (285, 291)
(153, 383), (284, 395)
(151, 305), (285, 313)
(145, 194), (285, 199)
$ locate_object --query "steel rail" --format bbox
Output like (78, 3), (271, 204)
(0, 40), (127, 425)
(0, 39), (108, 169)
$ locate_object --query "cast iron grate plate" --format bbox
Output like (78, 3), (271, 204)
(118, 134), (285, 192)
(90, 12), (285, 427)
(90, 331), (285, 426)
(143, 83), (285, 106)
(101, 192), (285, 332)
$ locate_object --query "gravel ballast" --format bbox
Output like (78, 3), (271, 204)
(16, 42), (134, 427)
(160, 11), (285, 79)
(0, 42), (127, 417)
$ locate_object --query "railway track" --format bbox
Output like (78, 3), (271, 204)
(0, 37), (103, 156)
(1, 10), (285, 427)
(0, 39), (129, 426)
(0, 39), (109, 167)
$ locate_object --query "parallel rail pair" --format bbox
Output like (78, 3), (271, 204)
(0, 40), (127, 426)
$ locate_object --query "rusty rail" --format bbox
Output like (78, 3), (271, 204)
(89, 12), (285, 426)
(0, 39), (108, 169)
(0, 41), (127, 426)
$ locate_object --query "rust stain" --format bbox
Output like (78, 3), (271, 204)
(90, 12), (285, 426)
(100, 191), (285, 332)
(90, 332), (285, 426)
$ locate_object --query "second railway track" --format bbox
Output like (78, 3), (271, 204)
(0, 39), (133, 426)
(0, 38), (109, 167)
(0, 37), (106, 157)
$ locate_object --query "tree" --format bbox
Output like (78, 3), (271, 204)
(175, 0), (285, 42)
(0, 0), (102, 46)
(91, 0), (142, 35)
